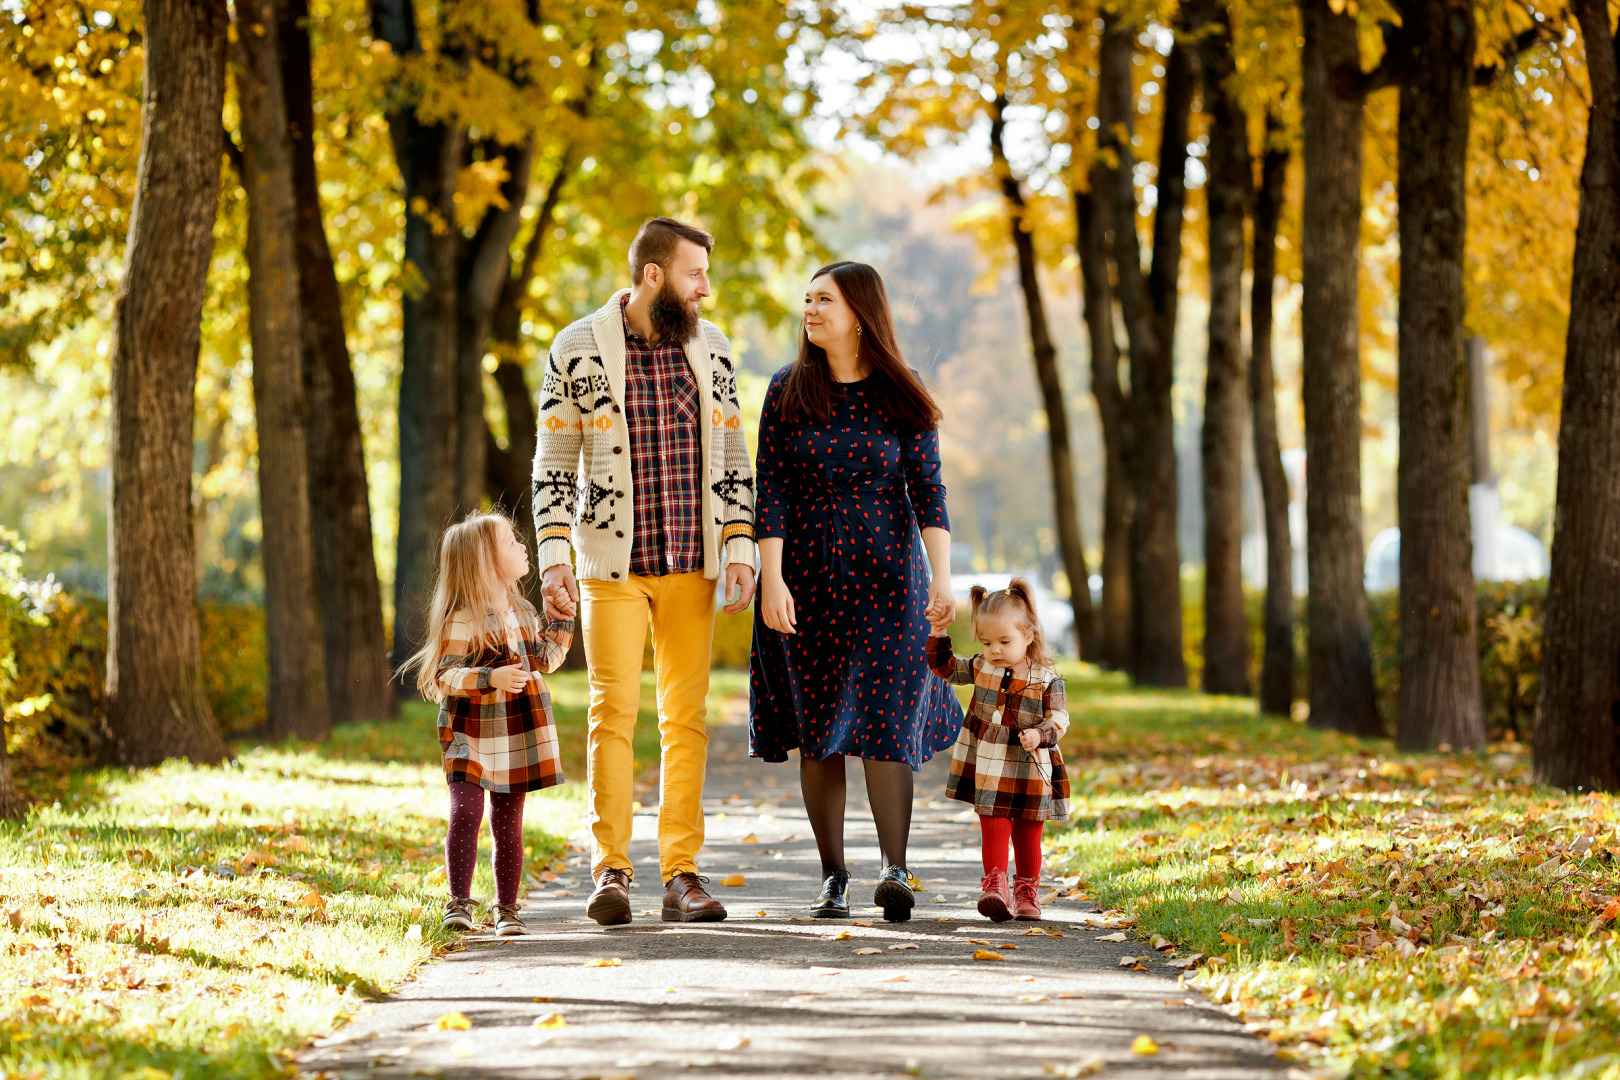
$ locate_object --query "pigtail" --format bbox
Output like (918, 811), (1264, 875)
(1004, 577), (1054, 668)
(969, 584), (989, 620)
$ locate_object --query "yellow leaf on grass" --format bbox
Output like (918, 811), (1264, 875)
(973, 949), (1004, 961)
(1457, 986), (1481, 1008)
(719, 874), (747, 887)
(425, 866), (448, 886)
(297, 890), (326, 912)
(1132, 1034), (1159, 1055)
(586, 958), (622, 967)
(435, 1011), (472, 1030)
(534, 1013), (566, 1029)
(1478, 1030), (1510, 1048)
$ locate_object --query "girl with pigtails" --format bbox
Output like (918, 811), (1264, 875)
(927, 578), (1071, 922)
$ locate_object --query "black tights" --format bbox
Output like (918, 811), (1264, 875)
(799, 754), (915, 878)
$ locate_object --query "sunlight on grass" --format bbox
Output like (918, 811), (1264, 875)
(1048, 666), (1620, 1080)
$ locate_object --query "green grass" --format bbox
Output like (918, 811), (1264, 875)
(1048, 666), (1620, 1080)
(0, 668), (748, 1079)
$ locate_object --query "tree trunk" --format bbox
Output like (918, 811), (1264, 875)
(1251, 116), (1295, 716)
(1532, 0), (1620, 792)
(280, 0), (395, 723)
(1299, 0), (1382, 734)
(1108, 7), (1196, 688)
(0, 719), (21, 818)
(373, 0), (464, 692)
(990, 94), (1097, 660)
(1393, 0), (1484, 750)
(106, 0), (229, 767)
(236, 0), (331, 742)
(1200, 7), (1251, 696)
(1075, 8), (1134, 672)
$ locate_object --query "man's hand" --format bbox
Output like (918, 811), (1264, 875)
(541, 563), (579, 620)
(722, 563), (757, 614)
(490, 665), (528, 694)
(1019, 728), (1042, 752)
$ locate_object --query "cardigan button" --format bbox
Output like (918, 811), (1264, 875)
(611, 572), (620, 579)
(615, 530), (624, 538)
(612, 404), (621, 413)
(613, 446), (623, 454)
(615, 490), (625, 498)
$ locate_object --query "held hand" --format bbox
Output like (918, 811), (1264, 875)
(490, 665), (528, 694)
(722, 563), (757, 614)
(541, 564), (579, 621)
(925, 579), (956, 631)
(1019, 728), (1042, 752)
(760, 573), (797, 635)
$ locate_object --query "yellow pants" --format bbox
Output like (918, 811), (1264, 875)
(581, 572), (715, 884)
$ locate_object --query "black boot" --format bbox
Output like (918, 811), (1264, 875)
(810, 869), (851, 918)
(873, 865), (914, 923)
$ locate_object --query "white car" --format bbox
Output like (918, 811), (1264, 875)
(948, 573), (1078, 658)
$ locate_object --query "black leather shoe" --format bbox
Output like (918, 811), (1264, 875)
(873, 865), (914, 923)
(810, 870), (851, 918)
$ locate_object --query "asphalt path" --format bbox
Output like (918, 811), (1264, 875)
(296, 702), (1290, 1080)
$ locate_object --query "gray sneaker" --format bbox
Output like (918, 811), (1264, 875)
(493, 903), (528, 937)
(442, 897), (475, 932)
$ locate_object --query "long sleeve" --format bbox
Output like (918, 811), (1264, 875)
(435, 613), (492, 697)
(926, 633), (977, 686)
(902, 423), (950, 531)
(754, 370), (788, 540)
(1036, 675), (1070, 747)
(532, 335), (586, 571)
(712, 340), (758, 567)
(522, 597), (574, 674)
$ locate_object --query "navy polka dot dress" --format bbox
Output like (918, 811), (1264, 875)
(749, 367), (964, 768)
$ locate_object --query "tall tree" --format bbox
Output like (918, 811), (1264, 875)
(1298, 0), (1382, 734)
(989, 94), (1098, 661)
(1250, 114), (1295, 716)
(280, 0), (395, 723)
(1533, 0), (1620, 792)
(235, 0), (331, 741)
(1108, 2), (1200, 688)
(1199, 3), (1251, 696)
(106, 0), (229, 766)
(1391, 0), (1484, 750)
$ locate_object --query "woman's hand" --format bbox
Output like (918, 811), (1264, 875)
(925, 578), (956, 632)
(1018, 728), (1042, 752)
(760, 572), (797, 635)
(490, 665), (527, 693)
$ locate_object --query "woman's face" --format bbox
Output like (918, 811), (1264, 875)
(803, 274), (858, 351)
(495, 523), (530, 585)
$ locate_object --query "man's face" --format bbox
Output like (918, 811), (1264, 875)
(654, 239), (711, 306)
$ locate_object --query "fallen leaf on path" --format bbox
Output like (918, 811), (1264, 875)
(534, 1013), (565, 1029)
(973, 949), (1004, 961)
(1022, 928), (1048, 936)
(830, 930), (852, 941)
(717, 1034), (750, 1050)
(967, 939), (991, 945)
(1118, 955), (1142, 967)
(851, 920), (875, 926)
(741, 834), (759, 843)
(585, 958), (621, 967)
(888, 943), (919, 951)
(1042, 1054), (1104, 1077)
(995, 943), (1020, 949)
(1151, 936), (1173, 951)
(853, 947), (882, 955)
(1164, 954), (1204, 969)
(719, 875), (746, 887)
(434, 1011), (471, 1030)
(1020, 994), (1048, 1002)
(1131, 1034), (1159, 1055)
(1096, 932), (1128, 942)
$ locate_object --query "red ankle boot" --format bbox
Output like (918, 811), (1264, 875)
(1012, 876), (1042, 921)
(977, 868), (1013, 922)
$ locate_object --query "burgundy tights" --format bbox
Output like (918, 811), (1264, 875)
(979, 815), (1043, 880)
(445, 781), (526, 905)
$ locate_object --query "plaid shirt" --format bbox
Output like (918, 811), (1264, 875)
(621, 295), (704, 576)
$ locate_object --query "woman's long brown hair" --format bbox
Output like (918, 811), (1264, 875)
(777, 261), (943, 434)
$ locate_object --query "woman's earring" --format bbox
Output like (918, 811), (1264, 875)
(856, 325), (863, 336)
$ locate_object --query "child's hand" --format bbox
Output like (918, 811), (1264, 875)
(490, 665), (527, 693)
(1018, 728), (1041, 752)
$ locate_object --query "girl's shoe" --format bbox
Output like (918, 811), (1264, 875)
(442, 897), (476, 932)
(810, 870), (851, 918)
(493, 903), (529, 937)
(977, 869), (1013, 922)
(873, 865), (914, 923)
(1012, 876), (1042, 921)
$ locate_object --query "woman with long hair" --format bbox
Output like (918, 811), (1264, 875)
(749, 261), (962, 922)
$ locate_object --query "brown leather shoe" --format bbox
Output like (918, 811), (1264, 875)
(586, 867), (632, 926)
(662, 872), (727, 922)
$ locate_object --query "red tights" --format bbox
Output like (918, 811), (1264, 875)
(979, 815), (1043, 879)
(446, 781), (526, 905)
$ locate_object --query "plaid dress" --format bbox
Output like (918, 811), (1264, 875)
(435, 600), (573, 793)
(927, 635), (1071, 821)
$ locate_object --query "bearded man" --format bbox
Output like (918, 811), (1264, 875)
(532, 217), (757, 925)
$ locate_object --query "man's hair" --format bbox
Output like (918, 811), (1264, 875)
(628, 217), (714, 284)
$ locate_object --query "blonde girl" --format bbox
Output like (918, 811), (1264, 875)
(398, 512), (573, 937)
(926, 579), (1070, 921)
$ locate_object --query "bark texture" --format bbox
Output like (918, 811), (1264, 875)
(1299, 0), (1382, 734)
(1076, 9), (1135, 672)
(1251, 118), (1296, 716)
(236, 0), (331, 741)
(281, 0), (395, 723)
(989, 96), (1097, 660)
(106, 0), (229, 766)
(1393, 0), (1484, 750)
(1199, 7), (1251, 696)
(1533, 0), (1620, 792)
(1109, 7), (1198, 687)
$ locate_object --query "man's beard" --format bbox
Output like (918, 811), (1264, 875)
(649, 278), (701, 344)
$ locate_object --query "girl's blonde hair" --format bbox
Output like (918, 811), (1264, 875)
(397, 511), (527, 702)
(969, 577), (1053, 667)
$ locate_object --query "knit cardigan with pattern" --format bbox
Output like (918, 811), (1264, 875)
(531, 289), (757, 582)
